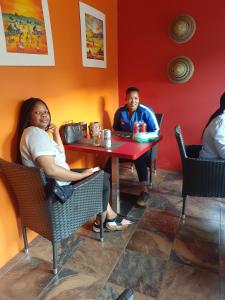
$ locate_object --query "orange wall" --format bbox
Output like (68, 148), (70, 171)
(0, 0), (118, 268)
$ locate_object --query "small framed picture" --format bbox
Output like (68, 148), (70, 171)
(79, 1), (106, 68)
(0, 0), (55, 66)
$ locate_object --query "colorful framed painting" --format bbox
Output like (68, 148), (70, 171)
(0, 0), (55, 66)
(79, 2), (106, 68)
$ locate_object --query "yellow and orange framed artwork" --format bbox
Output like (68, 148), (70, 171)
(0, 0), (54, 66)
(79, 2), (106, 68)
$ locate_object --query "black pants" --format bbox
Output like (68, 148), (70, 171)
(71, 169), (110, 211)
(104, 150), (151, 182)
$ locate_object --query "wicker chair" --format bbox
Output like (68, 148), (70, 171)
(148, 113), (164, 187)
(174, 125), (225, 219)
(0, 158), (104, 274)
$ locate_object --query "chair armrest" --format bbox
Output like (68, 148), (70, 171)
(70, 170), (104, 190)
(48, 170), (105, 242)
(187, 157), (225, 164)
(185, 157), (225, 174)
(183, 157), (225, 197)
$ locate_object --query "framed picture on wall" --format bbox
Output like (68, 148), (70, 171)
(79, 2), (106, 68)
(0, 0), (55, 66)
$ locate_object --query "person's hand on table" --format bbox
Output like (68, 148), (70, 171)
(113, 131), (132, 138)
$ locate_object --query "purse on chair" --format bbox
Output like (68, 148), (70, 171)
(59, 122), (83, 144)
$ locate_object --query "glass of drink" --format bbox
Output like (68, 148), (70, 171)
(92, 123), (101, 146)
(93, 133), (101, 146)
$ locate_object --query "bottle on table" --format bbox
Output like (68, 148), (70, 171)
(140, 122), (147, 132)
(79, 121), (87, 137)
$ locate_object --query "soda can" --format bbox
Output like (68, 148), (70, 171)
(103, 129), (111, 149)
(133, 122), (139, 134)
(140, 122), (147, 132)
(104, 129), (111, 138)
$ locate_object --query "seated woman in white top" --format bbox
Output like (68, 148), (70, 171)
(200, 93), (225, 160)
(17, 98), (131, 232)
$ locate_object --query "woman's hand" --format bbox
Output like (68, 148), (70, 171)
(82, 167), (100, 177)
(48, 123), (64, 152)
(48, 123), (59, 135)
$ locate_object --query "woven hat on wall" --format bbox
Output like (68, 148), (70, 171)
(170, 14), (196, 44)
(168, 56), (194, 84)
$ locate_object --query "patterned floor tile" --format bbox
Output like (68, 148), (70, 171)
(97, 282), (155, 300)
(40, 272), (103, 300)
(147, 191), (181, 215)
(220, 224), (225, 245)
(220, 276), (225, 300)
(158, 260), (220, 300)
(138, 209), (180, 241)
(220, 203), (225, 225)
(29, 234), (83, 267)
(127, 206), (146, 222)
(0, 256), (53, 300)
(185, 197), (221, 222)
(219, 245), (225, 277)
(96, 282), (119, 300)
(64, 238), (121, 281)
(156, 172), (182, 196)
(109, 249), (166, 298)
(127, 229), (173, 260)
(178, 216), (220, 244)
(171, 230), (219, 272)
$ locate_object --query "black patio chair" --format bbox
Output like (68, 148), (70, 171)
(0, 158), (104, 274)
(174, 125), (225, 219)
(148, 113), (164, 187)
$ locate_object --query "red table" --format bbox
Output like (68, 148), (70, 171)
(65, 136), (162, 212)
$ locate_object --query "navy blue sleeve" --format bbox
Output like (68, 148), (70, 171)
(113, 109), (122, 131)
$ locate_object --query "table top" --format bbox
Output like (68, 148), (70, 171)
(64, 135), (162, 160)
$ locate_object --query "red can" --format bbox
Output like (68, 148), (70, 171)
(140, 122), (147, 132)
(133, 122), (139, 134)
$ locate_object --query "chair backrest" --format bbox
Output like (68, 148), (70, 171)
(185, 145), (202, 158)
(0, 158), (52, 239)
(150, 113), (164, 160)
(156, 113), (163, 128)
(174, 125), (187, 161)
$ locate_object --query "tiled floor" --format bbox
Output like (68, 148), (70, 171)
(0, 167), (224, 300)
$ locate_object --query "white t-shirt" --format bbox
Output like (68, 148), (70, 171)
(20, 126), (70, 186)
(199, 112), (225, 160)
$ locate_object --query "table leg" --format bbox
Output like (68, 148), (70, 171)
(111, 157), (120, 213)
